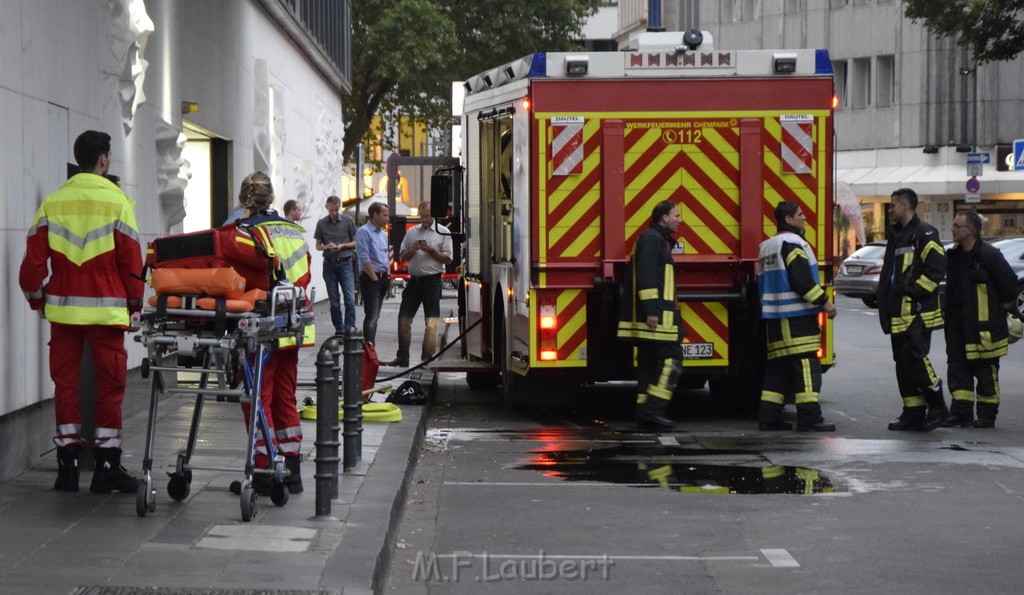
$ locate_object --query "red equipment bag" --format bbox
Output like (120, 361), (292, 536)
(143, 224), (274, 290)
(362, 340), (380, 398)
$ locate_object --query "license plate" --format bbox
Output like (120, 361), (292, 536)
(845, 265), (863, 274)
(682, 342), (714, 359)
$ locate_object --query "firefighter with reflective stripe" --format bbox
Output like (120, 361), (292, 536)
(617, 200), (684, 429)
(943, 210), (1020, 428)
(19, 130), (144, 493)
(878, 188), (948, 431)
(235, 171), (313, 494)
(756, 201), (836, 432)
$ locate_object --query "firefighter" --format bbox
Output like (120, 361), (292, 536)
(19, 130), (145, 493)
(235, 171), (313, 494)
(878, 187), (948, 431)
(756, 201), (837, 432)
(617, 200), (685, 430)
(943, 211), (1020, 428)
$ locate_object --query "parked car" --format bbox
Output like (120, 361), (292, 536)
(834, 242), (886, 308)
(990, 237), (1024, 318)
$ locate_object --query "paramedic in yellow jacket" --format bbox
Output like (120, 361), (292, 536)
(617, 200), (684, 430)
(236, 171), (312, 494)
(19, 130), (144, 494)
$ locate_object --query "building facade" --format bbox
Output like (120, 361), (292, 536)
(0, 0), (351, 481)
(614, 0), (1024, 242)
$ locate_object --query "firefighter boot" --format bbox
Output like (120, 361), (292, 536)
(974, 401), (998, 428)
(758, 401), (792, 431)
(54, 446), (80, 492)
(636, 396), (674, 430)
(284, 455), (303, 494)
(887, 407), (926, 431)
(917, 382), (948, 432)
(943, 397), (974, 427)
(89, 448), (141, 494)
(795, 403), (836, 432)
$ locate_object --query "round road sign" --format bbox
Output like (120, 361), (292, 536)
(966, 177), (981, 193)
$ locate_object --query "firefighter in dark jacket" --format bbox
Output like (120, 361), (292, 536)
(756, 201), (837, 432)
(618, 200), (685, 429)
(944, 210), (1020, 428)
(878, 188), (948, 431)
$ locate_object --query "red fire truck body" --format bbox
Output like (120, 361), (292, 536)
(455, 32), (836, 405)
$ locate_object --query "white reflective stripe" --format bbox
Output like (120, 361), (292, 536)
(94, 427), (123, 448)
(113, 219), (141, 244)
(275, 426), (303, 440)
(24, 289), (44, 300)
(277, 442), (302, 455)
(46, 220), (119, 249)
(893, 246), (914, 256)
(45, 295), (128, 308)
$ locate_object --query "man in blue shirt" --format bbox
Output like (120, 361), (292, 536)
(356, 202), (391, 344)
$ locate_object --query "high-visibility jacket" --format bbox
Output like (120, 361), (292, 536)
(237, 210), (313, 347)
(945, 240), (1019, 360)
(757, 228), (828, 359)
(20, 173), (144, 327)
(617, 223), (684, 343)
(878, 214), (945, 335)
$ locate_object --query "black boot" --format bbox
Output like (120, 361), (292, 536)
(795, 403), (836, 432)
(944, 399), (974, 427)
(54, 446), (80, 492)
(89, 448), (140, 493)
(974, 401), (998, 428)
(636, 396), (674, 430)
(284, 455), (303, 494)
(918, 382), (948, 432)
(758, 401), (791, 430)
(888, 407), (925, 431)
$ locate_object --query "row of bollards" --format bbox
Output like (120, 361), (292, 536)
(313, 327), (364, 519)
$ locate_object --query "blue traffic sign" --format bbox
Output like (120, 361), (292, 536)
(966, 177), (981, 193)
(1015, 140), (1024, 171)
(967, 152), (990, 164)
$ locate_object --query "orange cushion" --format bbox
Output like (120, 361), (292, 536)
(151, 267), (246, 298)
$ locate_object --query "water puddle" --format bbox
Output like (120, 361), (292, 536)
(516, 444), (839, 494)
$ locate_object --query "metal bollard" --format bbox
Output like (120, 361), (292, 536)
(314, 336), (343, 518)
(342, 328), (364, 471)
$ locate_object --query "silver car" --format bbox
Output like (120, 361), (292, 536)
(990, 237), (1024, 318)
(834, 242), (886, 308)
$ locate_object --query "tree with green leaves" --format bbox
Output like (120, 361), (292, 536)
(343, 0), (602, 165)
(904, 0), (1024, 64)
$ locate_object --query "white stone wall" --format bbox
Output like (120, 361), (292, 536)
(0, 0), (344, 426)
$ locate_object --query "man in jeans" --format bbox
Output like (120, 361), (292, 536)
(314, 195), (358, 334)
(356, 202), (391, 344)
(386, 201), (452, 367)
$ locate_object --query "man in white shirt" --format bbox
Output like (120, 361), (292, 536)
(385, 201), (452, 367)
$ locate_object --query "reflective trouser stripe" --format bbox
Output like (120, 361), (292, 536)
(951, 390), (974, 403)
(760, 391), (785, 405)
(794, 359), (819, 403)
(55, 424), (84, 447)
(94, 427), (123, 449)
(902, 395), (926, 408)
(636, 393), (648, 405)
(275, 425), (303, 456)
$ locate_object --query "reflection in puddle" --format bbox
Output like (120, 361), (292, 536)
(516, 445), (839, 494)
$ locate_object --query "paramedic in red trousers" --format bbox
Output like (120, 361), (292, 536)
(943, 210), (1021, 428)
(879, 187), (948, 431)
(385, 201), (453, 367)
(19, 130), (144, 493)
(617, 200), (684, 430)
(356, 201), (392, 344)
(236, 171), (312, 494)
(756, 201), (836, 432)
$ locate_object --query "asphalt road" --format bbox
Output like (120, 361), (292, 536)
(385, 295), (1024, 593)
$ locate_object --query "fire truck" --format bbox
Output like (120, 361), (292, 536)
(442, 30), (836, 408)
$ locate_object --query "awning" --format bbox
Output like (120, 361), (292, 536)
(837, 162), (1024, 197)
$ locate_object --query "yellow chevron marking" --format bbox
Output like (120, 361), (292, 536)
(548, 187), (600, 247)
(702, 128), (740, 166)
(556, 291), (586, 348)
(624, 127), (664, 162)
(535, 110), (832, 120)
(561, 221), (601, 258)
(625, 144), (679, 193)
(681, 302), (729, 366)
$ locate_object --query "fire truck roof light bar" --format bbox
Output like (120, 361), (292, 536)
(564, 56), (589, 76)
(815, 49), (833, 74)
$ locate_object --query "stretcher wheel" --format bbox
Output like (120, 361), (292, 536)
(167, 474), (191, 501)
(141, 357), (150, 379)
(240, 483), (257, 522)
(270, 482), (289, 507)
(136, 476), (156, 517)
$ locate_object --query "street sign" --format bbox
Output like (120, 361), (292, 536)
(965, 193), (981, 204)
(967, 152), (990, 164)
(1015, 140), (1024, 170)
(966, 177), (981, 193)
(967, 163), (983, 177)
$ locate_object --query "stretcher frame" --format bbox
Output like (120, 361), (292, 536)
(131, 285), (314, 521)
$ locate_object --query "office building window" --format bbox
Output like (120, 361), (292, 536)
(785, 0), (805, 13)
(742, 0), (759, 21)
(832, 60), (848, 110)
(876, 55), (895, 108)
(851, 58), (871, 109)
(831, 0), (849, 8)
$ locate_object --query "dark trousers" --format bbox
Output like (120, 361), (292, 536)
(359, 272), (391, 344)
(323, 258), (356, 333)
(759, 354), (824, 426)
(948, 350), (1000, 421)
(890, 317), (940, 412)
(396, 273), (442, 363)
(635, 341), (683, 403)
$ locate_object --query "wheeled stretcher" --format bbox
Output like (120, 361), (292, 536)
(132, 278), (313, 521)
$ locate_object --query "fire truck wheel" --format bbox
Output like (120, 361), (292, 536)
(466, 371), (500, 390)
